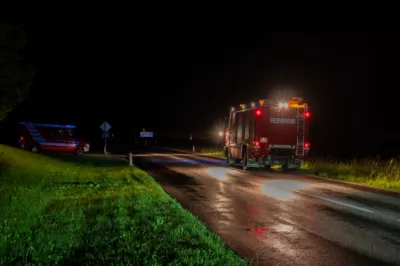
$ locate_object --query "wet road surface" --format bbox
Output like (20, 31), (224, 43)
(133, 149), (400, 266)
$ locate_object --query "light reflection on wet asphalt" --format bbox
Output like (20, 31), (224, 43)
(134, 150), (400, 266)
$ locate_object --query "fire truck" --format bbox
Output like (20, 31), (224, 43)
(225, 97), (311, 170)
(17, 122), (90, 155)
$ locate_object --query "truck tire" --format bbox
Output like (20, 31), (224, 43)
(282, 160), (289, 172)
(226, 154), (231, 165)
(242, 149), (248, 171)
(227, 153), (235, 166)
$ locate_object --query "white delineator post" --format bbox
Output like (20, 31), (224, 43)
(192, 144), (195, 152)
(129, 153), (133, 166)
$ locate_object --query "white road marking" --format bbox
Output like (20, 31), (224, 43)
(295, 190), (374, 213)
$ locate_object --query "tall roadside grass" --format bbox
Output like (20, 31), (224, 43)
(198, 147), (225, 158)
(0, 145), (247, 265)
(300, 157), (400, 190)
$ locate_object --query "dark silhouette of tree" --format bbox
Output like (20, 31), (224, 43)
(0, 22), (35, 120)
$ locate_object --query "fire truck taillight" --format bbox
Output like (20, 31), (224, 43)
(254, 141), (260, 146)
(304, 112), (311, 118)
(304, 142), (310, 148)
(20, 136), (24, 141)
(255, 109), (262, 117)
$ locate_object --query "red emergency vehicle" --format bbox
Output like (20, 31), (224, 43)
(17, 122), (90, 155)
(225, 97), (311, 170)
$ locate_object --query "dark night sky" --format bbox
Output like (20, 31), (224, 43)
(2, 16), (399, 158)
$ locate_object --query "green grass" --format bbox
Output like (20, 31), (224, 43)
(198, 148), (225, 158)
(300, 157), (400, 190)
(0, 145), (248, 265)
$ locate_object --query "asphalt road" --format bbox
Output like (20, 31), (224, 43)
(133, 148), (400, 266)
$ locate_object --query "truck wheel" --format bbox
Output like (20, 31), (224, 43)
(227, 155), (233, 165)
(226, 149), (235, 166)
(75, 148), (83, 156)
(242, 150), (248, 171)
(282, 161), (289, 172)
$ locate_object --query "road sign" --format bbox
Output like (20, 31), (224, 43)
(100, 121), (111, 132)
(100, 121), (111, 155)
(140, 132), (153, 138)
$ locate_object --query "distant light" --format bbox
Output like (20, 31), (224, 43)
(251, 102), (255, 107)
(231, 107), (235, 111)
(218, 131), (223, 137)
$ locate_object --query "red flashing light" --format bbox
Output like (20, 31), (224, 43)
(304, 142), (310, 148)
(255, 141), (260, 146)
(20, 136), (24, 141)
(304, 112), (311, 118)
(255, 109), (262, 116)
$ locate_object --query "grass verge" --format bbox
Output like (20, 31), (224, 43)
(0, 145), (247, 265)
(300, 157), (400, 190)
(198, 148), (225, 158)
